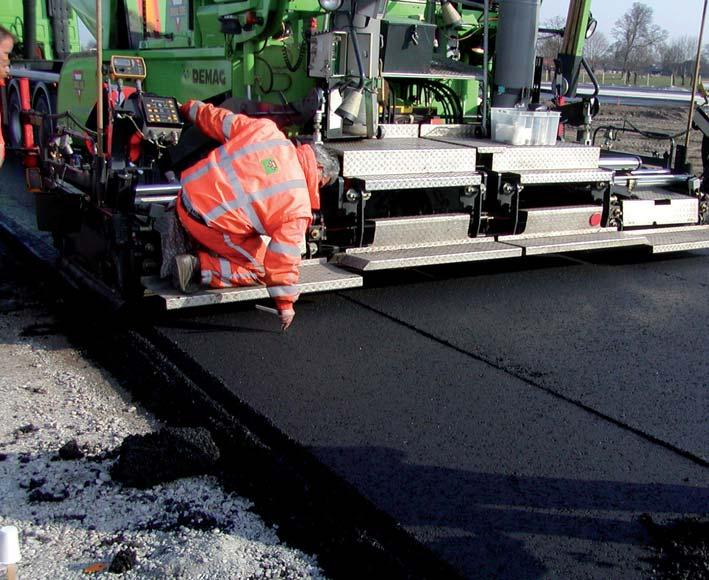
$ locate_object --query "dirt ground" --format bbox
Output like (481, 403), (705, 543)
(592, 104), (704, 173)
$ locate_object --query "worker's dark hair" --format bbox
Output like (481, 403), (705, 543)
(0, 25), (16, 43)
(312, 143), (340, 186)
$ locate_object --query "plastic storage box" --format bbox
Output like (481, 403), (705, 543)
(491, 108), (561, 146)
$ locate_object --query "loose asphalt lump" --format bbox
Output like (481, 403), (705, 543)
(0, 245), (325, 579)
(112, 427), (221, 489)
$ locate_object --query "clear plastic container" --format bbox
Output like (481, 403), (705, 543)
(491, 108), (561, 146)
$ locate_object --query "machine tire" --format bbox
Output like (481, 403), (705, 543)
(32, 84), (55, 145)
(6, 87), (23, 149)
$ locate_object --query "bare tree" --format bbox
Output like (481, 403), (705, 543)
(584, 31), (609, 71)
(611, 2), (668, 82)
(661, 36), (696, 84)
(536, 16), (565, 61)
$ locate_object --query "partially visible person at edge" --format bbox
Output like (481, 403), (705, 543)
(172, 100), (339, 331)
(0, 26), (15, 169)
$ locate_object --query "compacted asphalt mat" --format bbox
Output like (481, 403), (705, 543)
(1, 162), (707, 578)
(152, 253), (709, 578)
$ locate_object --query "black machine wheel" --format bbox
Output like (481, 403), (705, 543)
(32, 85), (55, 146)
(7, 87), (23, 149)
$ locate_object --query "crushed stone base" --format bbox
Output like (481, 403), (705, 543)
(0, 245), (325, 579)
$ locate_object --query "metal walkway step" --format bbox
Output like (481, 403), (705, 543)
(498, 230), (649, 256)
(142, 228), (709, 309)
(636, 225), (709, 253)
(333, 239), (522, 271)
(142, 258), (363, 310)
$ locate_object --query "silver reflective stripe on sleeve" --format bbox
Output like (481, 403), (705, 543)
(201, 269), (213, 285)
(222, 113), (238, 141)
(268, 285), (299, 297)
(267, 241), (302, 257)
(188, 101), (203, 122)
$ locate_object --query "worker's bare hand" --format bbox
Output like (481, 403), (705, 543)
(278, 308), (295, 331)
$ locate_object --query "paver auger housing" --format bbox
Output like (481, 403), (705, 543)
(6, 0), (709, 308)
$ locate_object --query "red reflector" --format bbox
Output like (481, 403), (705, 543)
(589, 212), (602, 227)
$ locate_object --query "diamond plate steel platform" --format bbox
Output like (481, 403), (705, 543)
(621, 196), (698, 227)
(376, 124), (421, 139)
(419, 124), (479, 139)
(636, 225), (709, 253)
(617, 188), (695, 201)
(520, 206), (605, 236)
(498, 230), (649, 256)
(142, 259), (363, 310)
(369, 214), (472, 247)
(488, 143), (601, 172)
(323, 138), (477, 177)
(334, 239), (522, 271)
(360, 172), (482, 191)
(513, 169), (613, 185)
(420, 135), (601, 171)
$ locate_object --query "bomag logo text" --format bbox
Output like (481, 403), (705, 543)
(191, 69), (227, 85)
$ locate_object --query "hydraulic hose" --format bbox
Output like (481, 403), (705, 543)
(348, 4), (366, 91)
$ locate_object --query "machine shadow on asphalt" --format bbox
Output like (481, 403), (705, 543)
(314, 445), (707, 580)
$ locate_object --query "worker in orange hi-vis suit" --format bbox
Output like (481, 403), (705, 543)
(173, 100), (340, 330)
(0, 26), (15, 169)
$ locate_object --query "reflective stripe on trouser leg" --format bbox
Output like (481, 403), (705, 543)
(197, 252), (260, 289)
(267, 285), (300, 299)
(222, 234), (264, 273)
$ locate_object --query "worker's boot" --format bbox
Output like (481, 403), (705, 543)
(172, 254), (200, 294)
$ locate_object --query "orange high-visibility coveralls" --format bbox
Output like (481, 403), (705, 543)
(176, 100), (320, 312)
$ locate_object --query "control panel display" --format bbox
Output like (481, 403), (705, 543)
(110, 55), (147, 80)
(141, 96), (181, 126)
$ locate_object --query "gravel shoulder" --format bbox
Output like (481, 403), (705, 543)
(0, 244), (325, 579)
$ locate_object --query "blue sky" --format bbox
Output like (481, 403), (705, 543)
(541, 0), (707, 41)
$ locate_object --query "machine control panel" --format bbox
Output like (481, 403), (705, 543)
(141, 96), (181, 126)
(110, 56), (147, 80)
(138, 95), (183, 145)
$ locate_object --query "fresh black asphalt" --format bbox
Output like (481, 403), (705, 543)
(153, 253), (709, 578)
